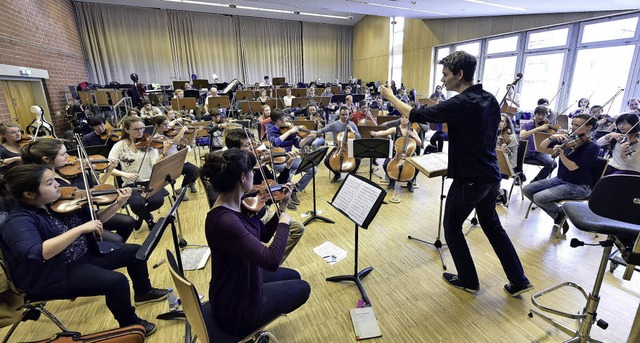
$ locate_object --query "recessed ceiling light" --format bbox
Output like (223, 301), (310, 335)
(463, 0), (526, 11)
(368, 2), (449, 16)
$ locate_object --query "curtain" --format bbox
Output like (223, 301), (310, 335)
(302, 22), (353, 83)
(74, 3), (351, 86)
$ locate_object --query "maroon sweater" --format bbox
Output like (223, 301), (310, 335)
(205, 206), (289, 332)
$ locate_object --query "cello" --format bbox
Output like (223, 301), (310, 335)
(386, 128), (417, 184)
(327, 117), (357, 174)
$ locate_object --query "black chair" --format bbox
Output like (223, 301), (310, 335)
(529, 175), (640, 342)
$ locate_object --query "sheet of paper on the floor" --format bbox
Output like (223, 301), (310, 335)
(313, 241), (348, 265)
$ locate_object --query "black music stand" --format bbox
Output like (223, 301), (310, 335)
(327, 174), (386, 306)
(352, 138), (391, 181)
(208, 96), (230, 110)
(296, 147), (334, 226)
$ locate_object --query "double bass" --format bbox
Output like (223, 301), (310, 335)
(327, 117), (357, 173)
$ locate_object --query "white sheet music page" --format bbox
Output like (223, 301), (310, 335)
(332, 175), (383, 227)
(407, 152), (448, 176)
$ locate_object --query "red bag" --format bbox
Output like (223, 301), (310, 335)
(27, 325), (146, 342)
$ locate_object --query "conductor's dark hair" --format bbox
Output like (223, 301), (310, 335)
(199, 148), (256, 193)
(439, 51), (477, 82)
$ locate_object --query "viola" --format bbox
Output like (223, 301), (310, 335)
(50, 185), (143, 214)
(58, 155), (111, 178)
(241, 180), (286, 216)
(386, 128), (417, 182)
(327, 119), (357, 174)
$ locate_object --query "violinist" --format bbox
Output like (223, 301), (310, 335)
(266, 111), (317, 207)
(20, 138), (135, 242)
(519, 106), (558, 184)
(569, 97), (590, 117)
(82, 116), (112, 146)
(343, 95), (358, 113)
(0, 122), (23, 175)
(381, 51), (532, 296)
(591, 105), (615, 138)
(225, 130), (304, 257)
(597, 112), (640, 175)
(108, 116), (169, 230)
(496, 114), (518, 205)
(283, 87), (296, 108)
(139, 100), (163, 125)
(0, 164), (168, 337)
(313, 106), (361, 182)
(523, 114), (600, 233)
(257, 89), (270, 105)
(257, 105), (272, 141)
(203, 86), (226, 117)
(199, 149), (310, 337)
(429, 85), (446, 103)
(351, 101), (377, 125)
(205, 109), (228, 151)
(537, 98), (556, 124)
(370, 114), (421, 192)
(153, 116), (199, 198)
(628, 97), (640, 113)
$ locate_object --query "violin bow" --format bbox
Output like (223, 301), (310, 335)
(243, 127), (280, 218)
(136, 126), (158, 175)
(75, 133), (101, 185)
(568, 88), (625, 136)
(74, 134), (101, 241)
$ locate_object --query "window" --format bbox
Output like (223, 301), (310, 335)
(487, 36), (519, 55)
(432, 47), (450, 90)
(520, 53), (566, 112)
(527, 27), (569, 50)
(482, 56), (518, 101)
(569, 45), (635, 114)
(455, 42), (480, 57)
(389, 17), (404, 86)
(582, 17), (638, 44)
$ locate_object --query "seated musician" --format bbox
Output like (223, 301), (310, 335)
(203, 86), (226, 117)
(0, 122), (23, 175)
(172, 90), (197, 120)
(397, 88), (410, 103)
(294, 103), (325, 128)
(523, 114), (600, 233)
(496, 114), (518, 205)
(597, 112), (640, 176)
(628, 97), (639, 113)
(139, 100), (163, 121)
(20, 138), (135, 242)
(0, 164), (168, 336)
(370, 96), (388, 111)
(570, 97), (590, 117)
(312, 106), (361, 182)
(82, 116), (111, 147)
(257, 89), (270, 105)
(258, 105), (272, 141)
(429, 85), (446, 103)
(283, 88), (295, 108)
(108, 116), (169, 230)
(152, 116), (199, 198)
(306, 84), (316, 98)
(344, 95), (358, 113)
(370, 113), (421, 192)
(519, 106), (558, 183)
(351, 101), (377, 125)
(266, 111), (317, 209)
(199, 149), (310, 336)
(224, 130), (304, 259)
(321, 87), (333, 98)
(537, 98), (556, 123)
(205, 109), (228, 151)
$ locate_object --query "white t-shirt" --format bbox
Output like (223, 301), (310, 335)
(109, 140), (159, 184)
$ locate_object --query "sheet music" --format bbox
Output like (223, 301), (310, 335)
(332, 175), (383, 227)
(406, 152), (448, 178)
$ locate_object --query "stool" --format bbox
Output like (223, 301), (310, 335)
(528, 175), (640, 342)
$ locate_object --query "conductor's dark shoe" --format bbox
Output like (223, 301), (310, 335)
(442, 273), (479, 294)
(387, 181), (395, 190)
(290, 191), (300, 205)
(407, 182), (414, 193)
(134, 288), (169, 306)
(504, 283), (534, 297)
(331, 174), (341, 183)
(135, 319), (157, 337)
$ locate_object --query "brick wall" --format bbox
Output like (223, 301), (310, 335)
(0, 0), (88, 133)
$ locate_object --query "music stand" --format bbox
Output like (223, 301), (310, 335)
(172, 81), (190, 90)
(171, 98), (197, 111)
(406, 153), (449, 270)
(295, 147), (334, 226)
(352, 139), (391, 181)
(292, 88), (307, 98)
(192, 79), (209, 90)
(327, 173), (386, 306)
(235, 90), (255, 101)
(208, 96), (230, 110)
(136, 187), (188, 325)
(291, 97), (309, 109)
(317, 96), (331, 107)
(264, 99), (277, 108)
(331, 94), (346, 104)
(272, 77), (285, 86)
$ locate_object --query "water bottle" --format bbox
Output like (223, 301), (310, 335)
(167, 288), (180, 312)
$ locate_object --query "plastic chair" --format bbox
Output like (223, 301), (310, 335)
(529, 175), (640, 342)
(165, 250), (280, 343)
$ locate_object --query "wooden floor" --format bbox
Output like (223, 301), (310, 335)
(2, 145), (639, 343)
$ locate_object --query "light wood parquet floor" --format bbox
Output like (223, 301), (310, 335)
(1, 143), (638, 343)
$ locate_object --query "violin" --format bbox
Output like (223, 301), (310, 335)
(166, 126), (197, 137)
(241, 180), (286, 216)
(50, 185), (143, 214)
(551, 133), (592, 158)
(255, 148), (289, 167)
(538, 119), (561, 134)
(327, 118), (357, 174)
(134, 134), (173, 150)
(58, 155), (111, 178)
(386, 128), (417, 182)
(99, 122), (124, 142)
(17, 134), (34, 147)
(280, 123), (311, 138)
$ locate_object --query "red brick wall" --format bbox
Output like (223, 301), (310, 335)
(0, 0), (88, 133)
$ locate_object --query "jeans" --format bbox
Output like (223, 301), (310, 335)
(523, 177), (591, 220)
(444, 180), (529, 288)
(274, 158), (315, 191)
(524, 151), (557, 180)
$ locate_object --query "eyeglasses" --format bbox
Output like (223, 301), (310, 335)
(130, 127), (145, 132)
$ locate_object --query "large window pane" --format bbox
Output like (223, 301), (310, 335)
(433, 47), (450, 90)
(527, 28), (569, 50)
(487, 36), (519, 54)
(482, 56), (518, 101)
(569, 45), (635, 114)
(520, 53), (565, 112)
(455, 42), (480, 57)
(582, 17), (638, 44)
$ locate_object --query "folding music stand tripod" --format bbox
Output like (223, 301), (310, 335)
(296, 147), (334, 226)
(352, 138), (390, 181)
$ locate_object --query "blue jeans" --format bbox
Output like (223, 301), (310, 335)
(444, 180), (529, 288)
(273, 158), (315, 191)
(523, 177), (591, 220)
(524, 151), (557, 180)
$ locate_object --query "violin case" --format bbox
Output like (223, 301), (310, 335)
(26, 325), (146, 343)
